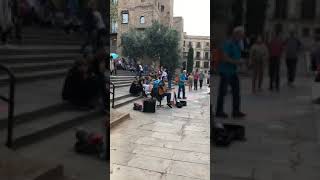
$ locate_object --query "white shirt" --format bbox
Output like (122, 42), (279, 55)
(139, 65), (143, 71)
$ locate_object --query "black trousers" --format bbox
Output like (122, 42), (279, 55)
(199, 80), (203, 89)
(216, 74), (241, 114)
(286, 58), (297, 83)
(269, 57), (280, 90)
(194, 80), (198, 90)
(161, 92), (171, 104)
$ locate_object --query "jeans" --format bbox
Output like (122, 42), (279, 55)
(286, 58), (297, 83)
(161, 92), (171, 104)
(269, 57), (280, 90)
(199, 80), (203, 89)
(216, 74), (241, 114)
(178, 85), (185, 98)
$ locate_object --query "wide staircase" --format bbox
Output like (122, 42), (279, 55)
(0, 26), (106, 179)
(110, 70), (141, 108)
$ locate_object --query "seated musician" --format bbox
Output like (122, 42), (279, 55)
(157, 80), (173, 108)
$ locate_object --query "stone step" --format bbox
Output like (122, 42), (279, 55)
(0, 147), (64, 180)
(0, 68), (68, 86)
(114, 83), (132, 88)
(0, 53), (79, 64)
(9, 39), (82, 46)
(113, 80), (133, 85)
(0, 61), (73, 74)
(112, 95), (143, 109)
(0, 45), (80, 55)
(10, 108), (103, 149)
(15, 117), (107, 180)
(110, 78), (136, 82)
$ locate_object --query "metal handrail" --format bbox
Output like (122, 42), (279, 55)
(0, 64), (16, 148)
(110, 82), (115, 108)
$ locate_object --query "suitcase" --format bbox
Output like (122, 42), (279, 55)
(143, 98), (156, 113)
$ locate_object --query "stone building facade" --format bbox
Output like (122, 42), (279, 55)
(265, 0), (320, 49)
(111, 0), (179, 54)
(183, 35), (210, 74)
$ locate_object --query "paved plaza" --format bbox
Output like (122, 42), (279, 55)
(212, 75), (320, 180)
(110, 85), (210, 180)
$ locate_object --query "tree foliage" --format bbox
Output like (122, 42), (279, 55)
(121, 30), (145, 60)
(187, 47), (194, 73)
(121, 21), (181, 72)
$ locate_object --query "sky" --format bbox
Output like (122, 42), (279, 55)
(173, 0), (210, 36)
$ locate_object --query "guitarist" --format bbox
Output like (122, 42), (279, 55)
(157, 80), (173, 108)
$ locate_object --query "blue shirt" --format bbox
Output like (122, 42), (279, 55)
(179, 73), (186, 86)
(218, 40), (241, 75)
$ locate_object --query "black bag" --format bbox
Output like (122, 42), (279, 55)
(180, 100), (187, 106)
(173, 92), (183, 108)
(74, 129), (104, 154)
(143, 98), (156, 113)
(212, 123), (246, 147)
(133, 103), (143, 111)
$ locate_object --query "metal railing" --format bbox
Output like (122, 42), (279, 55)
(110, 82), (115, 108)
(0, 65), (16, 148)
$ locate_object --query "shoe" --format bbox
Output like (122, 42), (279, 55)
(177, 97), (181, 99)
(167, 103), (172, 108)
(183, 97), (187, 99)
(215, 112), (228, 118)
(232, 112), (246, 118)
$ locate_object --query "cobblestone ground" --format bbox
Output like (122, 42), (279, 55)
(212, 74), (320, 180)
(110, 85), (210, 180)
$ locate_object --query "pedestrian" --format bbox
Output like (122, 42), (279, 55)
(215, 26), (246, 118)
(268, 32), (284, 91)
(193, 69), (199, 90)
(284, 31), (302, 87)
(177, 70), (187, 99)
(188, 73), (194, 91)
(249, 35), (269, 93)
(139, 64), (144, 77)
(161, 68), (167, 81)
(199, 71), (205, 89)
(110, 56), (114, 75)
(0, 0), (13, 45)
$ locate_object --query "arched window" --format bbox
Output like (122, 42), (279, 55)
(140, 16), (145, 24)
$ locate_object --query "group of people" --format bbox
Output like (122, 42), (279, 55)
(187, 69), (207, 91)
(62, 48), (107, 112)
(215, 25), (308, 119)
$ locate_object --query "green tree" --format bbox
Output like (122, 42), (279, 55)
(121, 29), (145, 61)
(144, 21), (180, 72)
(187, 47), (194, 73)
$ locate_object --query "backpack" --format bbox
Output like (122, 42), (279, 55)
(74, 129), (104, 155)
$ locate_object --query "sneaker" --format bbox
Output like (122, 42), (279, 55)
(215, 112), (228, 118)
(183, 97), (187, 99)
(167, 103), (172, 108)
(232, 112), (246, 118)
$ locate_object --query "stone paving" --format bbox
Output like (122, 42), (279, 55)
(212, 75), (320, 180)
(110, 85), (210, 180)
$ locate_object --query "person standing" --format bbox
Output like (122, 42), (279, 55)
(285, 31), (302, 87)
(268, 32), (284, 91)
(199, 71), (205, 89)
(167, 69), (172, 89)
(161, 68), (167, 80)
(110, 56), (115, 75)
(216, 26), (246, 118)
(139, 64), (144, 77)
(93, 9), (106, 50)
(178, 70), (187, 99)
(81, 1), (97, 53)
(193, 69), (199, 90)
(311, 37), (320, 104)
(0, 0), (13, 45)
(249, 35), (269, 93)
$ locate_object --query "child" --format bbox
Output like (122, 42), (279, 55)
(188, 73), (194, 91)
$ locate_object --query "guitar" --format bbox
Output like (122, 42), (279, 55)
(158, 85), (167, 96)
